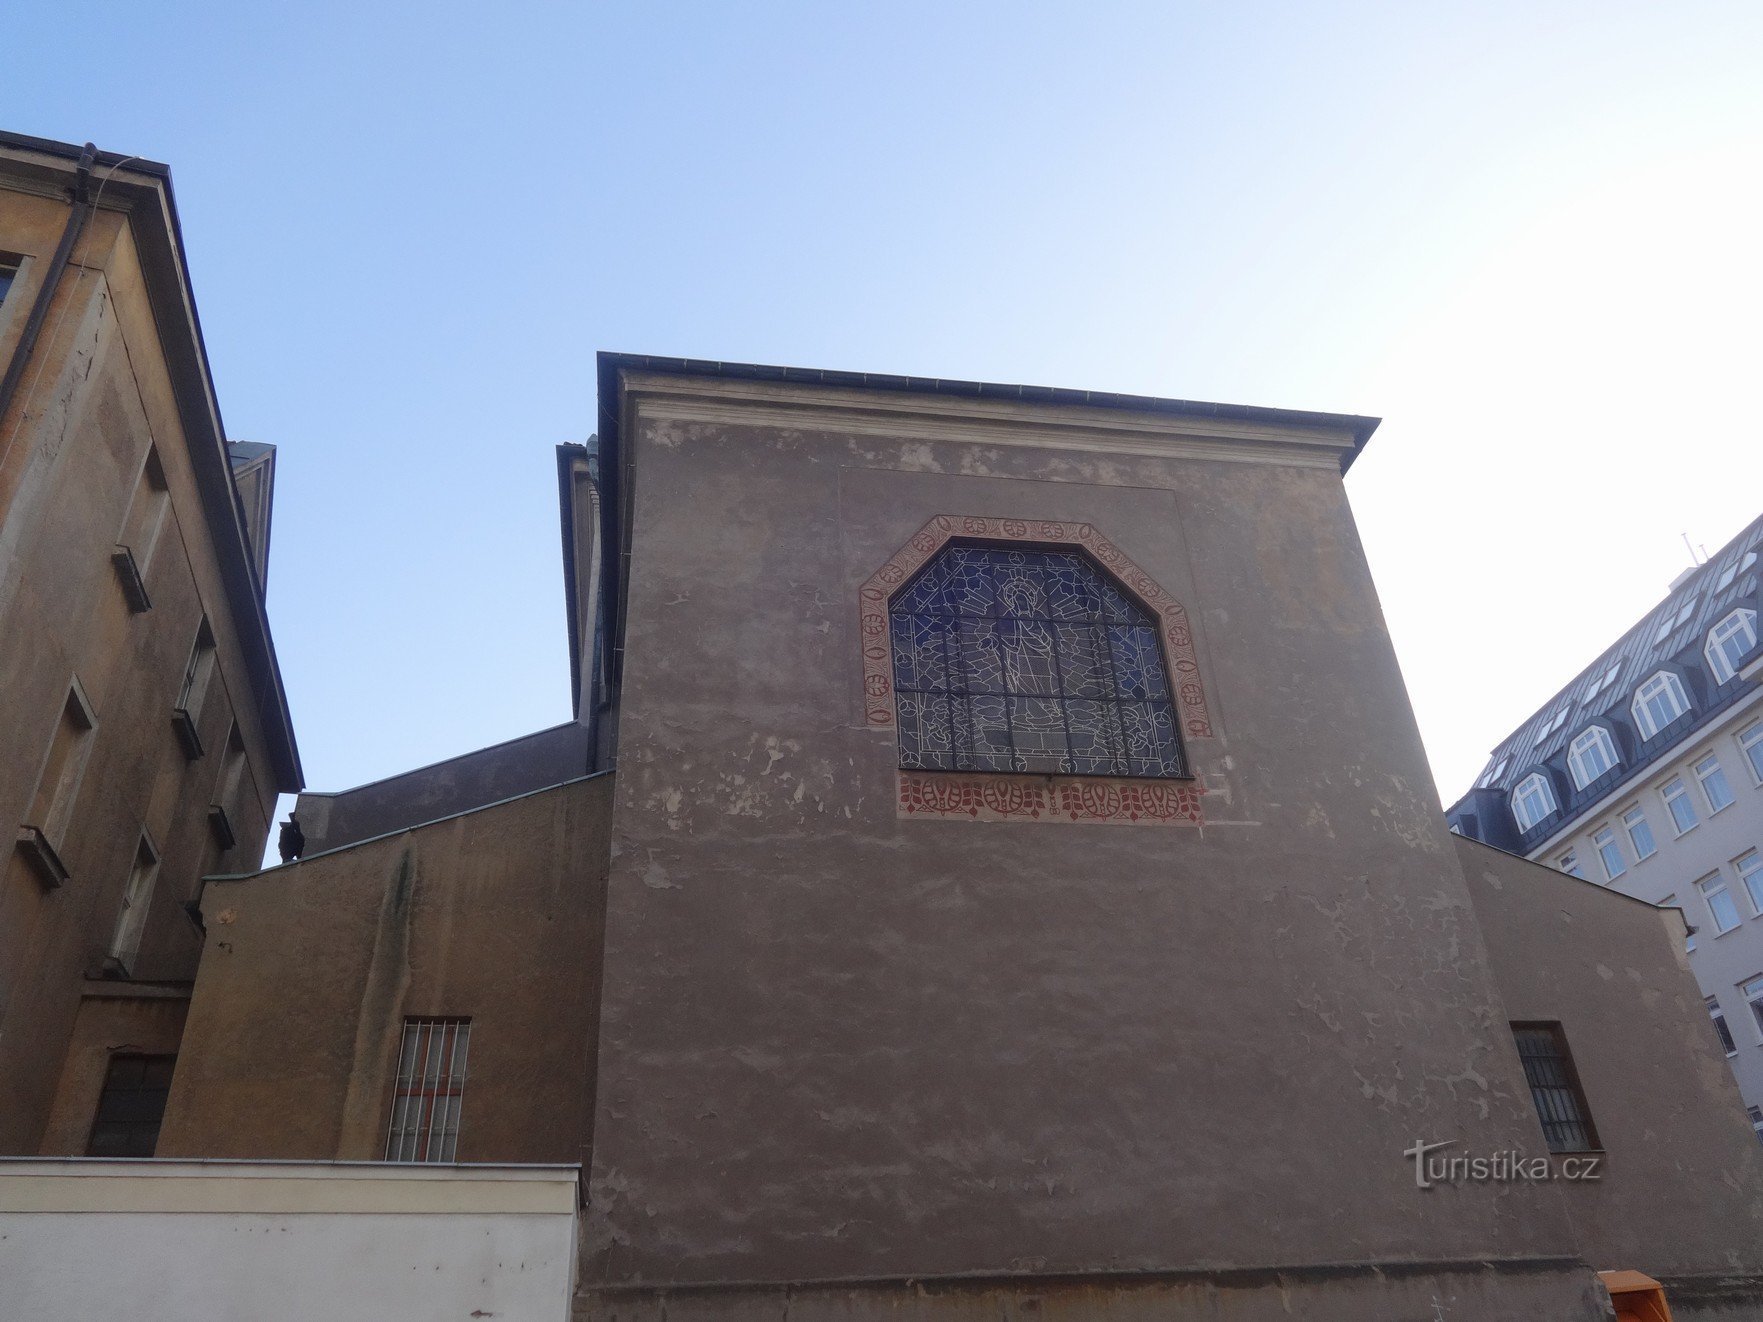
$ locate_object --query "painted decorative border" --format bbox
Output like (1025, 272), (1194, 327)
(898, 771), (1204, 825)
(860, 516), (1214, 827)
(858, 515), (1214, 737)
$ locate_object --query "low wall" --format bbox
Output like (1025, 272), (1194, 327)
(0, 1158), (578, 1321)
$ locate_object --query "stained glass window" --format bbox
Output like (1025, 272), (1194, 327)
(889, 543), (1186, 777)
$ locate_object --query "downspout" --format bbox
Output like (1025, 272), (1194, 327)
(0, 141), (98, 436)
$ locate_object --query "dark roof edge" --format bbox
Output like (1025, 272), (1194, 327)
(1451, 833), (1686, 917)
(598, 352), (1380, 473)
(556, 443), (590, 719)
(0, 131), (302, 790)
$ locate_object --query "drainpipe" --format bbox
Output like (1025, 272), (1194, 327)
(0, 141), (98, 436)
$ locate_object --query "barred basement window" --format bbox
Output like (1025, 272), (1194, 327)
(889, 543), (1185, 777)
(1512, 1022), (1600, 1153)
(385, 1017), (470, 1162)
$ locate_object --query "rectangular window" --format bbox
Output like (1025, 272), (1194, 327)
(1663, 894), (1694, 952)
(1709, 995), (1739, 1056)
(1512, 1023), (1600, 1153)
(0, 258), (18, 307)
(1663, 777), (1699, 835)
(173, 618), (216, 759)
(1751, 1105), (1763, 1146)
(1744, 976), (1763, 1042)
(1558, 850), (1584, 879)
(17, 682), (100, 887)
(112, 447), (170, 610)
(385, 1018), (470, 1162)
(1695, 754), (1735, 814)
(86, 1054), (176, 1157)
(1592, 827), (1626, 882)
(1622, 806), (1657, 860)
(1738, 850), (1763, 916)
(107, 834), (160, 975)
(1701, 870), (1743, 934)
(1741, 722), (1763, 786)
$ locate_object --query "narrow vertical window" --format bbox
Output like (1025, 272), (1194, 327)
(173, 618), (216, 759)
(1662, 777), (1699, 835)
(0, 257), (18, 308)
(1749, 1106), (1763, 1146)
(86, 1054), (176, 1157)
(1740, 721), (1763, 786)
(15, 682), (99, 887)
(112, 447), (169, 612)
(208, 723), (248, 851)
(385, 1018), (471, 1162)
(1592, 828), (1626, 882)
(1512, 1023), (1600, 1153)
(1738, 852), (1763, 918)
(1621, 806), (1656, 860)
(1694, 754), (1735, 813)
(107, 833), (161, 975)
(1708, 996), (1739, 1056)
(1701, 870), (1743, 934)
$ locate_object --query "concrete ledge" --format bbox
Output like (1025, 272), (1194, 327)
(0, 1158), (579, 1214)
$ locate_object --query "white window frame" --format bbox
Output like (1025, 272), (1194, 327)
(1701, 870), (1744, 935)
(1694, 752), (1735, 814)
(1512, 773), (1558, 832)
(1706, 609), (1759, 685)
(1741, 721), (1763, 786)
(1738, 851), (1763, 919)
(1568, 726), (1620, 790)
(1621, 805), (1656, 860)
(1632, 671), (1691, 740)
(1709, 995), (1739, 1057)
(1558, 850), (1584, 879)
(1662, 776), (1699, 836)
(1592, 827), (1626, 882)
(1718, 561), (1741, 592)
(1750, 1106), (1763, 1145)
(1744, 975), (1763, 1042)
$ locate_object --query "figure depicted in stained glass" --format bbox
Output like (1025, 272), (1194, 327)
(889, 544), (1186, 777)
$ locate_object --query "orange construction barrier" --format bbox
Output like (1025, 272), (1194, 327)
(1599, 1270), (1672, 1322)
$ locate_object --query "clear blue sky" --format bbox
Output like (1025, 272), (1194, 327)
(7, 2), (1761, 822)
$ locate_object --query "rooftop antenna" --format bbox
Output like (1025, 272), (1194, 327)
(1681, 532), (1705, 566)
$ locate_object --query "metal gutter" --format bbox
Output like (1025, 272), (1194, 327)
(0, 143), (95, 432)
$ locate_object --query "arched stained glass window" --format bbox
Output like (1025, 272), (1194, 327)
(889, 543), (1186, 777)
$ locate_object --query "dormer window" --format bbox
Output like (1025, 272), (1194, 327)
(1476, 755), (1510, 789)
(1705, 609), (1758, 685)
(1632, 671), (1691, 740)
(1567, 727), (1619, 790)
(1512, 773), (1558, 832)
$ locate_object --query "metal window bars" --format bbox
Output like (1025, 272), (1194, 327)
(385, 1018), (470, 1162)
(1512, 1023), (1598, 1154)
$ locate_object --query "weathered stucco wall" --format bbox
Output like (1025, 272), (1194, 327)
(581, 375), (1605, 1314)
(36, 986), (188, 1155)
(0, 188), (282, 1154)
(161, 773), (612, 1164)
(1460, 835), (1763, 1310)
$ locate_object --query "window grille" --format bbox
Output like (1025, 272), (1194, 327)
(385, 1018), (470, 1162)
(889, 543), (1184, 777)
(87, 1054), (175, 1157)
(1512, 1023), (1599, 1153)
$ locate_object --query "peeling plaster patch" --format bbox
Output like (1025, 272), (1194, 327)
(731, 1046), (784, 1071)
(1596, 963), (1615, 981)
(642, 856), (677, 890)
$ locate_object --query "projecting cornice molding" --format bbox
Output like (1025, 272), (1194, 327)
(617, 370), (1361, 471)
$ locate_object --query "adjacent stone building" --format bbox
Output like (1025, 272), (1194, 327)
(1449, 516), (1763, 1126)
(0, 132), (300, 1158)
(5, 128), (1763, 1320)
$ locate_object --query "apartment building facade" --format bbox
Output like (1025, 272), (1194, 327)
(0, 132), (301, 1156)
(1449, 515), (1763, 1127)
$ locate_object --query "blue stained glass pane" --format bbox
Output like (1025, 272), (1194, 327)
(889, 541), (1186, 778)
(1107, 625), (1169, 700)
